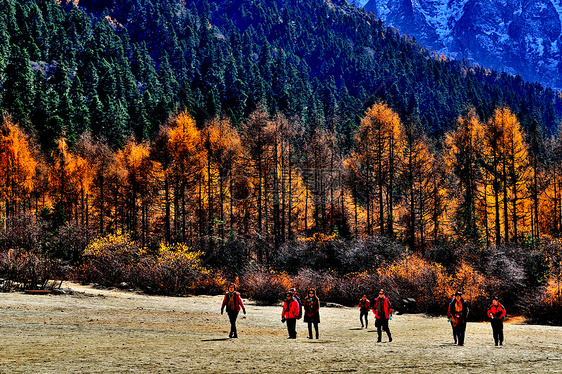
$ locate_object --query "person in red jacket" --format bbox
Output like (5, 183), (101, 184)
(303, 288), (320, 339)
(447, 291), (469, 346)
(487, 298), (507, 346)
(282, 291), (300, 339)
(373, 289), (392, 342)
(358, 295), (371, 329)
(221, 283), (246, 338)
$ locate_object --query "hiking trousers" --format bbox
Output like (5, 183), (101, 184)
(491, 319), (504, 345)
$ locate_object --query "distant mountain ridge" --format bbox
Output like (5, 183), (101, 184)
(363, 0), (562, 90)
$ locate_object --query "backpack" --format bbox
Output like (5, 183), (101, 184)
(295, 295), (303, 319)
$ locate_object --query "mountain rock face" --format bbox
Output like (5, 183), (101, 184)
(363, 0), (562, 89)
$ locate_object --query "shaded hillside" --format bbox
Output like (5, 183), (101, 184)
(0, 0), (561, 151)
(364, 0), (562, 91)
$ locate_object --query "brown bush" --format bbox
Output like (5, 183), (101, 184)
(377, 255), (454, 314)
(0, 249), (66, 290)
(240, 265), (291, 305)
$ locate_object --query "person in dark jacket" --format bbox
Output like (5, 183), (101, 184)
(303, 288), (320, 339)
(358, 295), (370, 329)
(220, 283), (246, 338)
(282, 291), (300, 339)
(487, 298), (507, 346)
(447, 291), (469, 346)
(373, 289), (392, 342)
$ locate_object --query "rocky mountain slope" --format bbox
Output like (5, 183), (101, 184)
(363, 0), (562, 89)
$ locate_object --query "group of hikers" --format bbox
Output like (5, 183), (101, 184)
(221, 284), (507, 346)
(446, 291), (506, 346)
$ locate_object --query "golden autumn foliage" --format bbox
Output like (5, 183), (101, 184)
(50, 137), (93, 219)
(481, 107), (531, 244)
(79, 233), (215, 294)
(378, 255), (453, 311)
(167, 110), (203, 176)
(0, 116), (37, 213)
(1, 104), (552, 252)
(83, 233), (143, 258)
(451, 262), (488, 305)
(156, 242), (203, 270)
(543, 270), (562, 306)
(350, 102), (403, 236)
(299, 232), (338, 243)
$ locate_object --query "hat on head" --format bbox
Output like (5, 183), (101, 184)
(289, 288), (296, 292)
(455, 291), (462, 296)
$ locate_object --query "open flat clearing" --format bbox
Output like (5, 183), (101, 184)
(1, 283), (562, 373)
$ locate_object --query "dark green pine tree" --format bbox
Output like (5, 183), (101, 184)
(0, 25), (10, 103)
(69, 75), (91, 135)
(3, 45), (35, 128)
(103, 96), (129, 148)
(32, 70), (51, 146)
(97, 58), (118, 102)
(29, 3), (49, 60)
(52, 61), (71, 94)
(82, 61), (99, 100)
(140, 89), (157, 141)
(39, 0), (66, 62)
(39, 88), (64, 150)
(223, 53), (247, 124)
(58, 92), (76, 143)
(88, 94), (105, 139)
(157, 53), (179, 122)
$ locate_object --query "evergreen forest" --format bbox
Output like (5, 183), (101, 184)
(1, 0), (562, 323)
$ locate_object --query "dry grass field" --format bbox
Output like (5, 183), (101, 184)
(1, 283), (562, 373)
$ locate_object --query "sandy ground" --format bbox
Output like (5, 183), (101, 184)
(1, 283), (562, 373)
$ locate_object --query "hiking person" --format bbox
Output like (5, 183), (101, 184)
(220, 283), (246, 338)
(487, 298), (507, 346)
(358, 295), (370, 329)
(447, 295), (457, 343)
(303, 288), (320, 339)
(290, 287), (303, 320)
(282, 290), (300, 339)
(447, 291), (469, 346)
(373, 289), (392, 342)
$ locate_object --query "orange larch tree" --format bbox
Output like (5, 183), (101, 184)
(443, 108), (484, 244)
(482, 107), (531, 244)
(0, 115), (37, 218)
(349, 102), (403, 237)
(116, 137), (156, 248)
(166, 110), (205, 241)
(399, 120), (437, 254)
(49, 137), (90, 222)
(201, 115), (243, 239)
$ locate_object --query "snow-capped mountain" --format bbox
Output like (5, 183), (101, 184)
(363, 0), (562, 89)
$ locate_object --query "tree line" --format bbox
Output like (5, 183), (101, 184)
(1, 0), (561, 154)
(2, 102), (561, 261)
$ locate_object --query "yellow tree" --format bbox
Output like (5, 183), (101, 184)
(540, 131), (562, 237)
(115, 137), (156, 247)
(201, 115), (243, 238)
(268, 113), (308, 243)
(443, 108), (485, 243)
(75, 133), (114, 235)
(241, 106), (275, 240)
(302, 128), (343, 236)
(400, 121), (437, 254)
(166, 111), (205, 240)
(350, 102), (403, 236)
(482, 107), (531, 244)
(0, 115), (37, 217)
(49, 137), (90, 222)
